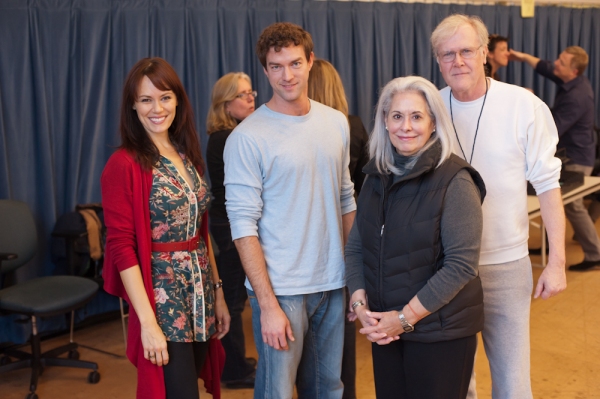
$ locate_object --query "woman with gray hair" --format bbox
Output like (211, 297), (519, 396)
(345, 76), (486, 398)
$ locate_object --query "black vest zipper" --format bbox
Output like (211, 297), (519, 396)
(378, 176), (389, 309)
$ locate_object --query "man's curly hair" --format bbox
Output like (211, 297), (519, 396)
(256, 22), (314, 68)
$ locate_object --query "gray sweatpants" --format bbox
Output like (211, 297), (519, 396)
(467, 256), (534, 399)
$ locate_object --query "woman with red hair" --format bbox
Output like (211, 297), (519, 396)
(102, 57), (230, 399)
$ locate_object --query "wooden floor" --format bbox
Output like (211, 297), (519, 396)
(2, 220), (600, 399)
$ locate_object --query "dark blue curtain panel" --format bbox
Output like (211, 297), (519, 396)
(1, 0), (599, 342)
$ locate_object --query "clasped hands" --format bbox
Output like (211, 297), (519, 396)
(351, 305), (404, 346)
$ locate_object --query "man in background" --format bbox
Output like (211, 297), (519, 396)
(511, 46), (599, 271)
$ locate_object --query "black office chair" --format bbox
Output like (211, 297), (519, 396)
(0, 200), (101, 399)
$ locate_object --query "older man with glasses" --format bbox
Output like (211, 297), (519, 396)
(430, 14), (567, 399)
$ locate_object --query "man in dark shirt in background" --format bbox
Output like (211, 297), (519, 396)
(511, 46), (599, 271)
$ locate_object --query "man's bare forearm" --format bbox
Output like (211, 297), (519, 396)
(535, 187), (567, 299)
(234, 236), (278, 310)
(538, 188), (566, 265)
(509, 49), (541, 69)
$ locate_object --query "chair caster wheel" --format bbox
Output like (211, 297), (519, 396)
(88, 370), (100, 384)
(68, 349), (80, 360)
(25, 392), (39, 399)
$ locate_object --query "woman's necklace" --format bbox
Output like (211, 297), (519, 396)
(449, 78), (488, 164)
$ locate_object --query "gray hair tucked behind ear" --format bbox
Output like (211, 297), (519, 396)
(369, 76), (453, 175)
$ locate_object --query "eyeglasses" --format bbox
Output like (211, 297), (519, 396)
(438, 46), (482, 63)
(235, 91), (257, 100)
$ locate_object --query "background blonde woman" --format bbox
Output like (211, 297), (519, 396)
(308, 59), (369, 198)
(206, 72), (256, 389)
(308, 59), (369, 399)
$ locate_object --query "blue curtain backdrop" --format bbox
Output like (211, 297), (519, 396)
(1, 0), (599, 341)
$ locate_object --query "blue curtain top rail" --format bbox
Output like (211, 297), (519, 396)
(326, 0), (600, 9)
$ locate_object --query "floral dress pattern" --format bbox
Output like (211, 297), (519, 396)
(149, 154), (216, 342)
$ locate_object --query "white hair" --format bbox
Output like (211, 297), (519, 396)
(369, 76), (453, 175)
(431, 14), (490, 57)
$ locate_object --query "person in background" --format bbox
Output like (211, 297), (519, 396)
(224, 22), (356, 399)
(307, 58), (369, 399)
(431, 15), (566, 399)
(346, 75), (486, 399)
(206, 72), (257, 388)
(101, 57), (230, 399)
(308, 59), (370, 196)
(485, 34), (510, 80)
(510, 46), (599, 271)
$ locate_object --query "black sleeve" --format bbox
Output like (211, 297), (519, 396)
(206, 129), (233, 219)
(348, 115), (370, 197)
(535, 60), (564, 86)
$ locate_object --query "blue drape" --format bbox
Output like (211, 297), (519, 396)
(1, 0), (599, 341)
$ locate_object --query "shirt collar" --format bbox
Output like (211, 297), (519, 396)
(561, 74), (583, 92)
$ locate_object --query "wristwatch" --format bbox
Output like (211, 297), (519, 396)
(398, 312), (414, 333)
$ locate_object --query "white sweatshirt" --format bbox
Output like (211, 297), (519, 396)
(441, 79), (561, 265)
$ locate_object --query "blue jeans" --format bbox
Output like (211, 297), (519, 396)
(248, 288), (344, 399)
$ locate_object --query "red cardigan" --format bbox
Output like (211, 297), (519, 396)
(101, 149), (224, 399)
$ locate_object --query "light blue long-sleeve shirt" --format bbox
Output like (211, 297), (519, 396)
(224, 100), (356, 295)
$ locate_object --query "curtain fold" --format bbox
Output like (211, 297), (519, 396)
(1, 0), (599, 341)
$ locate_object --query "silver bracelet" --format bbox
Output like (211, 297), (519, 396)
(351, 300), (365, 311)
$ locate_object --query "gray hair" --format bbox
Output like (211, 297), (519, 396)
(431, 14), (489, 57)
(369, 76), (453, 175)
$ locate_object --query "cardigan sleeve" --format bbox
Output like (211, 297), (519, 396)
(101, 151), (142, 298)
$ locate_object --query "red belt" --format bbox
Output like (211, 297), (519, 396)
(151, 234), (200, 252)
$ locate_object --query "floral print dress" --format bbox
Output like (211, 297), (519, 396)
(149, 154), (216, 342)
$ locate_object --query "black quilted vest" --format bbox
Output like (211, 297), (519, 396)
(357, 146), (486, 343)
